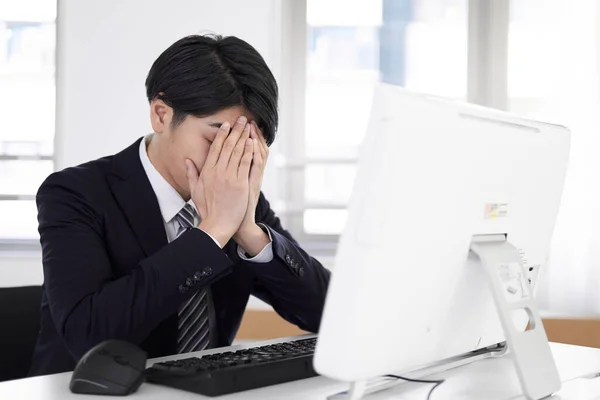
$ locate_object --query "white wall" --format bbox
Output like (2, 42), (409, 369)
(1, 0), (287, 309)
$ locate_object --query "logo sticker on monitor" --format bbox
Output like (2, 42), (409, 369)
(484, 203), (508, 219)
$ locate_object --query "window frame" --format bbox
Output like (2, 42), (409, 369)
(0, 3), (57, 252)
(278, 0), (511, 258)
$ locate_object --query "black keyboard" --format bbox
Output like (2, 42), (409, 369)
(144, 337), (318, 396)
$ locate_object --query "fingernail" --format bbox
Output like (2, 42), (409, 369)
(221, 122), (230, 130)
(237, 116), (247, 125)
(247, 138), (253, 145)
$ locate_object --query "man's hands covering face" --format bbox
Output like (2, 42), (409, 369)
(187, 116), (270, 254)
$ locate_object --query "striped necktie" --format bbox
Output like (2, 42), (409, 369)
(174, 204), (211, 353)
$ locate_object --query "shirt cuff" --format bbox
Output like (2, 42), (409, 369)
(237, 223), (273, 263)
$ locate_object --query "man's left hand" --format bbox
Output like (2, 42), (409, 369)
(233, 121), (271, 256)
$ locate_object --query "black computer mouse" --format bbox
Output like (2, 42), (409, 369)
(70, 340), (147, 396)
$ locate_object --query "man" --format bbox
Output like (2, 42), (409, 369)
(29, 34), (330, 376)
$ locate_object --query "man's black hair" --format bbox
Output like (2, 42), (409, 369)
(145, 34), (278, 145)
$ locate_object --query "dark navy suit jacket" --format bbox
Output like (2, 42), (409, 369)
(29, 138), (330, 377)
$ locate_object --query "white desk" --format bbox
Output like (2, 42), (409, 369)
(3, 339), (600, 400)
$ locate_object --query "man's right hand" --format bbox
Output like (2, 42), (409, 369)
(186, 116), (254, 247)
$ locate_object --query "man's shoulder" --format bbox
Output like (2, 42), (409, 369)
(38, 155), (115, 199)
(39, 138), (143, 197)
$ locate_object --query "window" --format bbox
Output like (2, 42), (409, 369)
(0, 1), (56, 241)
(507, 0), (569, 120)
(283, 0), (468, 249)
(507, 0), (600, 314)
(281, 0), (598, 314)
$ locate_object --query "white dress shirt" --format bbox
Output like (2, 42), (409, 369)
(139, 135), (273, 262)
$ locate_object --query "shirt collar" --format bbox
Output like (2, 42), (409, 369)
(139, 135), (197, 224)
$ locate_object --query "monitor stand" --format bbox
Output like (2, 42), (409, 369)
(470, 236), (561, 399)
(328, 235), (561, 400)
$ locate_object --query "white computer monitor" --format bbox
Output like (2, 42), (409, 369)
(314, 84), (570, 396)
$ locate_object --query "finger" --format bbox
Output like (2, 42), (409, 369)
(251, 122), (269, 159)
(218, 116), (247, 170)
(249, 124), (263, 157)
(185, 158), (199, 190)
(206, 122), (231, 168)
(238, 138), (254, 179)
(249, 135), (264, 184)
(226, 123), (251, 174)
(250, 121), (262, 143)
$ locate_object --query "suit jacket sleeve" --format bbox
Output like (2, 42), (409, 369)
(245, 192), (331, 333)
(37, 172), (233, 360)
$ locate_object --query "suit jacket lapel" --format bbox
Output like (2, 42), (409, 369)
(107, 138), (168, 257)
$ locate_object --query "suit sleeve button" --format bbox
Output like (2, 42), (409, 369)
(178, 284), (189, 294)
(203, 266), (213, 276)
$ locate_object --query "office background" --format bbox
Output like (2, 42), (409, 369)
(1, 0), (600, 344)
